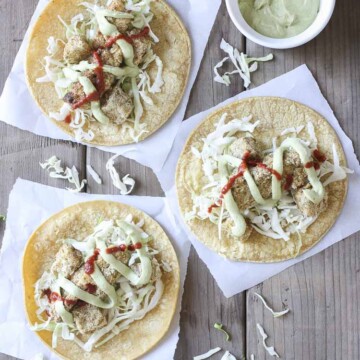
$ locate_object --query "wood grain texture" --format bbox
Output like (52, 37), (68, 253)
(175, 3), (247, 359)
(245, 0), (360, 358)
(1, 0), (360, 359)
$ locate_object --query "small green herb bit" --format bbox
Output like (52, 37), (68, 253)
(214, 322), (231, 341)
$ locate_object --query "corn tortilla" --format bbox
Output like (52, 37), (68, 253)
(176, 97), (348, 262)
(25, 0), (191, 146)
(22, 200), (180, 359)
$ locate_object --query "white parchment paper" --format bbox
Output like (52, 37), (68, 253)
(0, 179), (191, 360)
(0, 0), (221, 173)
(156, 65), (360, 298)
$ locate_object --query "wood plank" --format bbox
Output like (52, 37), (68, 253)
(245, 0), (360, 358)
(0, 1), (85, 359)
(175, 3), (247, 359)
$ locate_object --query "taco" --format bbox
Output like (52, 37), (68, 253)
(22, 201), (180, 359)
(26, 0), (191, 145)
(176, 97), (352, 262)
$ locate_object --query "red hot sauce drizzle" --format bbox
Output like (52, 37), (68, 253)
(304, 161), (320, 170)
(257, 163), (282, 181)
(64, 114), (72, 124)
(105, 243), (142, 254)
(71, 51), (104, 110)
(85, 283), (97, 294)
(43, 290), (77, 306)
(208, 147), (326, 214)
(92, 51), (105, 95)
(103, 26), (150, 48)
(106, 244), (127, 254)
(313, 149), (326, 163)
(84, 248), (100, 275)
(72, 91), (100, 110)
(72, 27), (150, 111)
(283, 174), (293, 191)
(130, 26), (150, 40)
(208, 151), (250, 214)
(105, 34), (133, 48)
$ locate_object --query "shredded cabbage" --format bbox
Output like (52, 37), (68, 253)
(33, 217), (164, 352)
(256, 323), (280, 358)
(193, 347), (222, 360)
(186, 115), (353, 243)
(40, 156), (86, 192)
(280, 125), (304, 136)
(220, 351), (237, 360)
(214, 38), (273, 88)
(106, 154), (135, 195)
(87, 164), (102, 184)
(254, 292), (290, 318)
(321, 144), (354, 186)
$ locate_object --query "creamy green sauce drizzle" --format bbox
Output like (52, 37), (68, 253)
(221, 137), (325, 237)
(76, 10), (137, 123)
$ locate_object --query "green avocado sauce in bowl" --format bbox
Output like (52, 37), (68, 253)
(238, 0), (320, 39)
(226, 0), (336, 49)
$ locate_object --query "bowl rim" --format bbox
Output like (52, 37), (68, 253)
(225, 0), (336, 49)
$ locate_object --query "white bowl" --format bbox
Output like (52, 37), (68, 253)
(225, 0), (336, 49)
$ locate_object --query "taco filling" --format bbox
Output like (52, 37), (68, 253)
(31, 214), (171, 352)
(184, 113), (353, 246)
(36, 0), (165, 143)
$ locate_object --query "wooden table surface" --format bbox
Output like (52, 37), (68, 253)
(1, 0), (360, 359)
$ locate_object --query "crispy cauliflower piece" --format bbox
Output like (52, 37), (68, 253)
(293, 186), (328, 217)
(222, 218), (253, 242)
(63, 35), (92, 64)
(97, 46), (123, 67)
(228, 137), (260, 160)
(51, 244), (83, 279)
(250, 154), (273, 199)
(63, 70), (115, 107)
(101, 84), (133, 124)
(231, 175), (256, 211)
(96, 251), (130, 285)
(107, 0), (132, 32)
(130, 258), (162, 283)
(72, 304), (107, 334)
(92, 31), (107, 49)
(128, 28), (151, 65)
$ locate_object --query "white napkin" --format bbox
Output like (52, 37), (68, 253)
(0, 178), (191, 360)
(0, 0), (221, 173)
(155, 64), (360, 298)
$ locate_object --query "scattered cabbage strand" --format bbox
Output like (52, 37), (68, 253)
(87, 164), (102, 184)
(40, 156), (86, 193)
(214, 38), (273, 88)
(193, 347), (222, 360)
(220, 351), (237, 360)
(256, 323), (280, 358)
(321, 144), (354, 186)
(280, 125), (304, 136)
(254, 292), (290, 318)
(106, 154), (135, 195)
